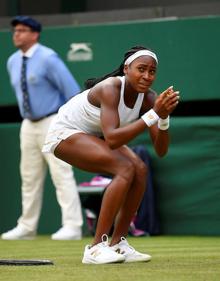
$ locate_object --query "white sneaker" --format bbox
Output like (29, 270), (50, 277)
(82, 234), (125, 264)
(1, 225), (36, 240)
(51, 226), (82, 240)
(111, 237), (151, 263)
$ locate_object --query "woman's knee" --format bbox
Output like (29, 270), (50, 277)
(116, 159), (136, 182)
(135, 160), (148, 179)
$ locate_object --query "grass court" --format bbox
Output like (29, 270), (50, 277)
(0, 235), (220, 281)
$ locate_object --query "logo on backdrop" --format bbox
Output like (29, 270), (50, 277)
(67, 43), (93, 62)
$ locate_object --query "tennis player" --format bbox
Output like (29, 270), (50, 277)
(43, 45), (179, 264)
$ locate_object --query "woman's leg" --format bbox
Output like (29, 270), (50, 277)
(54, 133), (136, 245)
(110, 146), (148, 245)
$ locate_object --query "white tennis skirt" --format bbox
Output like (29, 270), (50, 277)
(42, 127), (85, 154)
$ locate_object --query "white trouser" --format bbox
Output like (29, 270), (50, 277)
(17, 115), (83, 232)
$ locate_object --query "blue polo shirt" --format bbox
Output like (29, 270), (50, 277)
(7, 43), (81, 120)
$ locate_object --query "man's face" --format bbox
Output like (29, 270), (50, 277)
(12, 23), (39, 51)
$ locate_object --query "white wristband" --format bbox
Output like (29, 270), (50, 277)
(141, 109), (159, 127)
(158, 116), (170, 130)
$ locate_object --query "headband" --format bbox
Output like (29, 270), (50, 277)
(124, 50), (158, 65)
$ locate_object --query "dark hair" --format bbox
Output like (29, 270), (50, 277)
(84, 45), (153, 89)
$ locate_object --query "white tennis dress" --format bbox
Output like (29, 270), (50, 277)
(42, 76), (144, 153)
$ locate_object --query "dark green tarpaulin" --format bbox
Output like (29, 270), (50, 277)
(132, 117), (220, 235)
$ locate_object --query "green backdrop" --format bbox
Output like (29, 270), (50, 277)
(1, 16), (220, 105)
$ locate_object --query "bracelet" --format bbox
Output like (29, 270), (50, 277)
(141, 109), (159, 127)
(158, 116), (170, 130)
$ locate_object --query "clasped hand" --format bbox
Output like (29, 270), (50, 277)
(153, 86), (180, 119)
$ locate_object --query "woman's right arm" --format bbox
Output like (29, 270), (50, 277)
(99, 81), (148, 149)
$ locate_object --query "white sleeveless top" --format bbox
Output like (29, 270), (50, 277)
(58, 76), (144, 134)
(117, 76), (144, 127)
(42, 76), (144, 153)
(43, 76), (144, 153)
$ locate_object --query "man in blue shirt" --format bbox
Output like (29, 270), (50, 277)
(1, 16), (83, 240)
